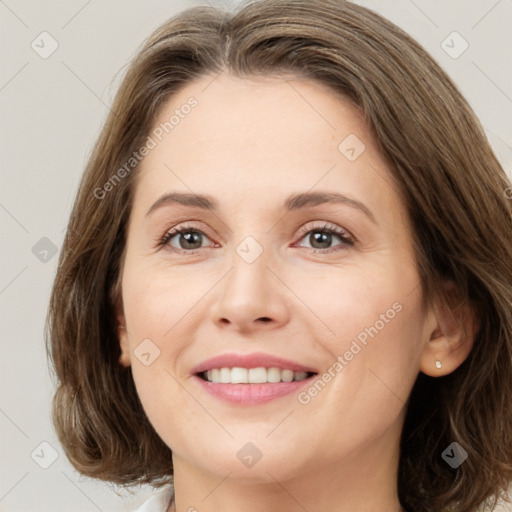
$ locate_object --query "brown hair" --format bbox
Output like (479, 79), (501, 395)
(45, 0), (512, 510)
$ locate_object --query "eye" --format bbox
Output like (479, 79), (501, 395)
(158, 223), (215, 253)
(157, 221), (354, 254)
(295, 223), (354, 253)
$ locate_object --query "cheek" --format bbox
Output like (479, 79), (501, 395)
(294, 285), (424, 458)
(122, 259), (199, 340)
(301, 259), (424, 399)
(300, 264), (414, 349)
(120, 262), (206, 425)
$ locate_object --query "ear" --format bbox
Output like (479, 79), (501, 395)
(114, 284), (131, 368)
(420, 281), (479, 377)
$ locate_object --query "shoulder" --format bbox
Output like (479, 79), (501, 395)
(131, 485), (174, 512)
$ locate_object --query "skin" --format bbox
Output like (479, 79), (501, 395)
(116, 73), (477, 512)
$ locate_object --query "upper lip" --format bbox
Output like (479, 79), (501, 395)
(191, 352), (318, 375)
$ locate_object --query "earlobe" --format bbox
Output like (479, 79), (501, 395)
(420, 283), (479, 377)
(111, 259), (131, 367)
(115, 297), (132, 368)
(117, 322), (132, 367)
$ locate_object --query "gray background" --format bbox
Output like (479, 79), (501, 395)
(1, 0), (511, 510)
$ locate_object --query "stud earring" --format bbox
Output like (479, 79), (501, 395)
(435, 360), (442, 369)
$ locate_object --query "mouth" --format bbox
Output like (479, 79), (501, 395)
(190, 352), (319, 405)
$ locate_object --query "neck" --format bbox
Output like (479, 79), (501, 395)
(168, 418), (404, 512)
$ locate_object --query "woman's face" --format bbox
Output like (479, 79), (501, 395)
(117, 73), (434, 481)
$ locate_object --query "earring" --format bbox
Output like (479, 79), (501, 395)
(435, 360), (442, 369)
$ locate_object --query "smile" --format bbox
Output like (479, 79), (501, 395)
(191, 352), (319, 405)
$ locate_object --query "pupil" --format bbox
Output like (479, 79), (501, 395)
(311, 231), (331, 249)
(181, 231), (201, 249)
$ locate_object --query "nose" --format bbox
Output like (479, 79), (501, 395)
(209, 248), (290, 335)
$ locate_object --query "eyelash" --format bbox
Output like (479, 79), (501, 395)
(157, 222), (354, 255)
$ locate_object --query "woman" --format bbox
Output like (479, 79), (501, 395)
(45, 1), (512, 511)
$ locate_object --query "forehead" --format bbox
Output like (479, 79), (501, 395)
(131, 72), (405, 225)
(148, 73), (369, 168)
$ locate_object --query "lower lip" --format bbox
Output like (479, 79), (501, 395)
(192, 374), (315, 405)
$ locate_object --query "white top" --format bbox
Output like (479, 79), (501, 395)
(132, 485), (174, 512)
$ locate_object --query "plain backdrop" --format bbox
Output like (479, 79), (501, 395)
(1, 0), (511, 511)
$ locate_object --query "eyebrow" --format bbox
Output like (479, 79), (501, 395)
(145, 191), (377, 224)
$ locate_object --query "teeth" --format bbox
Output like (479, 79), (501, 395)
(267, 367), (281, 383)
(202, 367), (311, 384)
(220, 367), (231, 383)
(248, 367), (267, 383)
(231, 367), (248, 384)
(281, 369), (294, 382)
